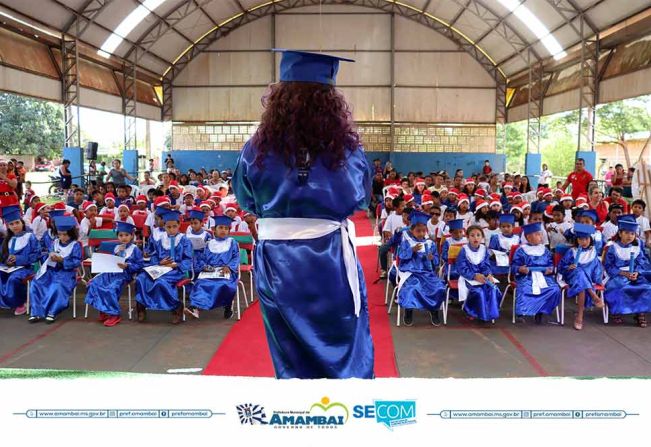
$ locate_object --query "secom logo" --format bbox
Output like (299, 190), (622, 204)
(353, 400), (416, 430)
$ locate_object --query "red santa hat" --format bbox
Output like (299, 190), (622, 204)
(104, 192), (116, 202)
(560, 194), (573, 202)
(457, 193), (470, 205)
(502, 182), (514, 190)
(117, 204), (130, 211)
(415, 178), (426, 186)
(462, 177), (475, 186)
(521, 201), (531, 210)
(168, 181), (180, 191)
(544, 204), (555, 218)
(475, 199), (488, 210)
(542, 188), (553, 198)
(403, 194), (414, 204)
(475, 188), (487, 198)
(199, 201), (213, 210)
(82, 201), (97, 212)
(448, 188), (460, 197)
(34, 202), (48, 214)
(153, 196), (171, 208)
(420, 194), (434, 206)
(136, 195), (147, 204)
(223, 203), (238, 213)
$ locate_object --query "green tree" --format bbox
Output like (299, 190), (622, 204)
(0, 93), (64, 159)
(505, 121), (526, 173)
(595, 98), (651, 168)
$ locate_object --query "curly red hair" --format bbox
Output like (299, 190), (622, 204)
(252, 82), (360, 169)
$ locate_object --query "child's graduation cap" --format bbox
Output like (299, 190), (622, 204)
(213, 215), (233, 227)
(188, 208), (205, 221)
(274, 49), (354, 86)
(618, 217), (639, 232)
(53, 216), (77, 231)
(499, 214), (515, 225)
(574, 223), (595, 238)
(579, 209), (598, 223)
(115, 221), (136, 234)
(162, 210), (182, 223)
(409, 211), (430, 226)
(448, 219), (464, 231)
(1, 205), (22, 223)
(522, 222), (543, 235)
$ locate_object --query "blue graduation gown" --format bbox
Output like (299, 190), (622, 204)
(511, 245), (561, 316)
(0, 232), (40, 309)
(603, 242), (651, 315)
(135, 233), (193, 311)
(232, 140), (374, 379)
(564, 228), (604, 255)
(85, 243), (144, 315)
(185, 228), (213, 275)
(29, 239), (82, 318)
(189, 237), (239, 310)
(396, 233), (445, 311)
(487, 233), (519, 275)
(456, 245), (500, 321)
(558, 247), (603, 305)
(145, 226), (165, 257)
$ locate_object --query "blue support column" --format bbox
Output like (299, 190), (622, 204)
(525, 153), (542, 189)
(123, 150), (139, 183)
(576, 151), (597, 178)
(62, 146), (84, 187)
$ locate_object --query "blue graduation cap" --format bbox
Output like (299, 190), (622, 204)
(618, 219), (639, 232)
(53, 216), (77, 231)
(213, 215), (233, 227)
(1, 205), (22, 223)
(531, 202), (546, 214)
(522, 222), (543, 236)
(49, 209), (65, 217)
(499, 214), (515, 225)
(445, 206), (458, 214)
(115, 221), (136, 234)
(274, 49), (354, 86)
(162, 210), (182, 223)
(574, 223), (595, 238)
(188, 209), (205, 221)
(619, 214), (637, 223)
(448, 219), (464, 231)
(579, 209), (598, 223)
(409, 211), (430, 226)
(155, 206), (170, 216)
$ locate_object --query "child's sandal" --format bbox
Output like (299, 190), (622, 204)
(611, 315), (624, 325)
(636, 314), (647, 328)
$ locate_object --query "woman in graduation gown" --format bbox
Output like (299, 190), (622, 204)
(232, 50), (374, 379)
(603, 218), (651, 327)
(456, 225), (500, 322)
(510, 222), (561, 322)
(135, 210), (193, 324)
(187, 215), (240, 317)
(85, 221), (144, 326)
(396, 211), (446, 326)
(0, 206), (40, 314)
(29, 216), (82, 323)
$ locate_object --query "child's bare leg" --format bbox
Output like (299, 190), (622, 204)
(574, 291), (585, 330)
(588, 288), (604, 308)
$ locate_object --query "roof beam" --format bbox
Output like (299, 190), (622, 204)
(48, 0), (174, 68)
(132, 0), (194, 44)
(62, 0), (114, 37)
(448, 0), (469, 28)
(232, 0), (247, 13)
(473, 0), (525, 47)
(193, 0), (218, 27)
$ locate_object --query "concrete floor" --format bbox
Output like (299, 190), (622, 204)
(2, 281), (651, 378)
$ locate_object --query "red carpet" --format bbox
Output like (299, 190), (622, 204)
(202, 211), (399, 377)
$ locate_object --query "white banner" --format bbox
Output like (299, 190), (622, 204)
(0, 373), (649, 446)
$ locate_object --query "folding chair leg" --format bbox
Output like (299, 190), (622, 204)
(73, 287), (77, 319)
(384, 279), (391, 305)
(396, 303), (401, 327)
(388, 287), (397, 314)
(500, 285), (510, 309)
(26, 282), (30, 316)
(84, 303), (89, 319)
(242, 276), (249, 308)
(512, 287), (516, 324)
(236, 282), (243, 320)
(443, 289), (450, 325)
(560, 290), (565, 325)
(249, 272), (254, 304)
(603, 300), (609, 324)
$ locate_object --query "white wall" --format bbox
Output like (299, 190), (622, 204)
(172, 7), (497, 124)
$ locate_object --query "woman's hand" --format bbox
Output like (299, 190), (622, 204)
(6, 255), (16, 266)
(159, 257), (172, 266)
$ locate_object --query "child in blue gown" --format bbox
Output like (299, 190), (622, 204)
(488, 214), (520, 276)
(396, 211), (446, 326)
(185, 215), (240, 320)
(440, 219), (467, 279)
(0, 206), (40, 316)
(603, 219), (651, 327)
(557, 223), (605, 331)
(184, 208), (213, 276)
(85, 221), (144, 327)
(563, 210), (604, 255)
(511, 222), (561, 324)
(28, 216), (82, 323)
(135, 210), (193, 324)
(456, 225), (500, 323)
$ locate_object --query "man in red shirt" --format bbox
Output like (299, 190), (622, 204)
(603, 186), (629, 214)
(0, 159), (19, 209)
(561, 158), (593, 200)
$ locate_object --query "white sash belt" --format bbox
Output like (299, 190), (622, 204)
(531, 271), (548, 295)
(257, 217), (361, 317)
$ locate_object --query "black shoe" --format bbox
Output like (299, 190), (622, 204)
(430, 311), (441, 327)
(224, 307), (234, 320)
(534, 313), (543, 325)
(403, 309), (414, 326)
(45, 315), (56, 324)
(28, 316), (41, 323)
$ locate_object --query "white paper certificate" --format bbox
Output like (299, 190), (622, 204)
(144, 265), (173, 280)
(91, 253), (125, 274)
(0, 265), (24, 274)
(198, 269), (231, 280)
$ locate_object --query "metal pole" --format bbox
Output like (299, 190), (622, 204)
(390, 12), (396, 155)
